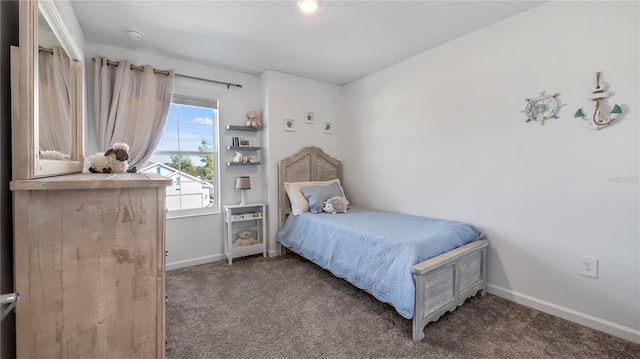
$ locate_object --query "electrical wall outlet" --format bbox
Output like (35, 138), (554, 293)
(580, 256), (598, 278)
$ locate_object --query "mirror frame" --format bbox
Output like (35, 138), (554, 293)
(12, 0), (84, 180)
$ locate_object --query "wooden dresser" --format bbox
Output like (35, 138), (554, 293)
(10, 173), (171, 358)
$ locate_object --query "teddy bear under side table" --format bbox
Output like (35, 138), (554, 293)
(222, 203), (267, 264)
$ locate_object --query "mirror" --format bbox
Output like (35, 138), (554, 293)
(38, 9), (72, 160)
(12, 0), (84, 180)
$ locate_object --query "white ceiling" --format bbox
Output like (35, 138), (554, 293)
(70, 0), (543, 85)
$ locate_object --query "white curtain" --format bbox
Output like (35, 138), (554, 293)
(39, 46), (71, 155)
(93, 56), (175, 168)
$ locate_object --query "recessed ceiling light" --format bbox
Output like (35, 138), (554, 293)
(126, 29), (143, 41)
(298, 0), (318, 13)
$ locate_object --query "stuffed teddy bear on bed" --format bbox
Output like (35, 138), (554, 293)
(233, 230), (258, 247)
(323, 196), (348, 214)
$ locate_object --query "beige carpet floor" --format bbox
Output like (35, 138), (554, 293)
(166, 254), (639, 359)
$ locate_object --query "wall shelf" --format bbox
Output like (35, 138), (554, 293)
(225, 125), (259, 132)
(226, 146), (261, 151)
(226, 162), (261, 167)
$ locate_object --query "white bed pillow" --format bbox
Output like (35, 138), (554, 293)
(284, 179), (347, 215)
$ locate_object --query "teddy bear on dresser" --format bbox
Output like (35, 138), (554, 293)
(233, 229), (258, 247)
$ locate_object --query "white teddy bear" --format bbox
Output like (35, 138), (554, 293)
(233, 152), (257, 164)
(323, 196), (348, 214)
(233, 230), (258, 247)
(245, 110), (261, 129)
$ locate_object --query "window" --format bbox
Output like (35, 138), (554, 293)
(142, 95), (219, 217)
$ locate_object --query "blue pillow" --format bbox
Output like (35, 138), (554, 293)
(300, 183), (345, 214)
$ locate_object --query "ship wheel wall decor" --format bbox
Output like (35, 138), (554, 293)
(523, 91), (564, 125)
(575, 72), (622, 130)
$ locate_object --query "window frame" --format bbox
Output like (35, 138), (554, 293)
(152, 94), (221, 219)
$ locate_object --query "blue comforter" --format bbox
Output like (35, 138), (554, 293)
(276, 207), (483, 319)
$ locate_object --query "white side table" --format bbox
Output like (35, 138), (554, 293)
(222, 203), (267, 264)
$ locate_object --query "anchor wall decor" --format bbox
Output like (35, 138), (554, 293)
(574, 72), (622, 130)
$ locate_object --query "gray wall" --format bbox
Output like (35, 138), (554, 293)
(0, 1), (17, 358)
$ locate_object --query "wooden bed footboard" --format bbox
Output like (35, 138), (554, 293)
(411, 238), (490, 341)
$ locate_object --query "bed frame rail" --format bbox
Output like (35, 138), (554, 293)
(411, 238), (489, 341)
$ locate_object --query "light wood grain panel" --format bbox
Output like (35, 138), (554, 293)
(71, 59), (84, 163)
(13, 181), (167, 358)
(459, 254), (482, 292)
(423, 266), (455, 309)
(412, 242), (488, 341)
(156, 188), (167, 358)
(11, 173), (171, 191)
(30, 193), (65, 358)
(411, 239), (490, 275)
(14, 0), (36, 180)
(13, 191), (32, 358)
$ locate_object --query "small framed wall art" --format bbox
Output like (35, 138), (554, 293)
(239, 137), (251, 147)
(323, 122), (333, 134)
(305, 112), (314, 124)
(284, 118), (296, 132)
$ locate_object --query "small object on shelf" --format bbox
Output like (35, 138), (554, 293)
(239, 137), (251, 147)
(235, 176), (251, 205)
(233, 229), (258, 247)
(232, 152), (257, 164)
(574, 72), (622, 130)
(245, 110), (261, 128)
(231, 212), (262, 221)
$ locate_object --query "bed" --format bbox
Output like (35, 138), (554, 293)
(276, 146), (489, 341)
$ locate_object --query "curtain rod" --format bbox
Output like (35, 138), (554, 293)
(91, 57), (242, 89)
(39, 46), (80, 62)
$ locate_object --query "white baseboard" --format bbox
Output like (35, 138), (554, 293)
(165, 254), (224, 271)
(166, 250), (280, 270)
(487, 284), (640, 344)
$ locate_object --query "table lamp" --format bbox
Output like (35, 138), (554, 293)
(235, 176), (251, 205)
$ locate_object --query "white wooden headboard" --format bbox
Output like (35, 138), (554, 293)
(278, 146), (342, 225)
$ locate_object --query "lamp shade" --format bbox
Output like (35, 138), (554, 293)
(235, 176), (251, 190)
